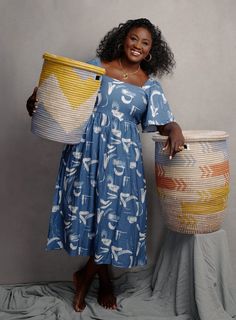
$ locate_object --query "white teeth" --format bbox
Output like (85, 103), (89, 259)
(131, 50), (141, 56)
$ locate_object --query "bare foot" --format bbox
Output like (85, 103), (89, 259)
(73, 268), (91, 312)
(98, 281), (117, 310)
(73, 258), (101, 312)
(97, 265), (117, 310)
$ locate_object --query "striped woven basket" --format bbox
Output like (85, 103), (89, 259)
(153, 130), (230, 234)
(31, 53), (105, 144)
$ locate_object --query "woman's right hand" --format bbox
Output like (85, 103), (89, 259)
(26, 87), (38, 117)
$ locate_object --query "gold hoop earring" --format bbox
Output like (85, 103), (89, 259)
(144, 53), (152, 62)
(117, 43), (123, 51)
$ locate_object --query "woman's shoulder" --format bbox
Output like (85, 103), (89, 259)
(143, 77), (163, 92)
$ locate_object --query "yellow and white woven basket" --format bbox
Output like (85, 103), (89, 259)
(153, 130), (230, 234)
(31, 53), (105, 144)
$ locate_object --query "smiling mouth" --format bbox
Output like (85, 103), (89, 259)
(131, 49), (142, 56)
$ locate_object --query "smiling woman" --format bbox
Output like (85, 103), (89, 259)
(97, 27), (152, 88)
(26, 17), (184, 313)
(124, 27), (152, 57)
(114, 27), (152, 83)
(96, 18), (176, 78)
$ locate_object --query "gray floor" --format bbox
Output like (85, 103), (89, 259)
(1, 230), (236, 320)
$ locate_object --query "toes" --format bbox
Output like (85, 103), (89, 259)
(111, 301), (117, 309)
(100, 299), (117, 310)
(73, 300), (86, 312)
(97, 288), (117, 310)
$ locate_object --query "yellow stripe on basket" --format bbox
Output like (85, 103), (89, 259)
(43, 52), (105, 75)
(39, 61), (100, 108)
(181, 185), (229, 215)
(197, 184), (229, 202)
(181, 199), (227, 215)
(177, 213), (197, 226)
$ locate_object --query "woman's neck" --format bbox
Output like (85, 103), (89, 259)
(118, 56), (140, 72)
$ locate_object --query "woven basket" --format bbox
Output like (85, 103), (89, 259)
(31, 53), (105, 144)
(153, 130), (230, 234)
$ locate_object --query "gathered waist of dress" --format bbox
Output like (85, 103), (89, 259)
(92, 110), (139, 126)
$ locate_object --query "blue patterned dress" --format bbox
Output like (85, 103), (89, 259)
(46, 57), (174, 268)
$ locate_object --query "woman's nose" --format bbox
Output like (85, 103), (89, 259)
(134, 41), (142, 49)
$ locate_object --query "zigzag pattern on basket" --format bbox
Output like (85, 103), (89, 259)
(39, 61), (100, 108)
(199, 160), (229, 178)
(31, 53), (105, 144)
(37, 75), (98, 133)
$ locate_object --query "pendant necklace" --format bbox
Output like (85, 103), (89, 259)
(119, 59), (140, 80)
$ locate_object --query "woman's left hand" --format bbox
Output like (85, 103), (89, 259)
(157, 122), (185, 159)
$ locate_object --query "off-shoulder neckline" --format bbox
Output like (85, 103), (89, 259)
(94, 57), (155, 89)
(103, 74), (152, 89)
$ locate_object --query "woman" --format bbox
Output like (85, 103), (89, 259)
(27, 18), (185, 312)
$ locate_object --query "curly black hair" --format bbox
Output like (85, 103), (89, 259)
(96, 18), (175, 77)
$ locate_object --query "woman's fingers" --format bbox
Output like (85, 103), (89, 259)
(26, 87), (38, 117)
(162, 139), (171, 157)
(32, 87), (38, 99)
(170, 142), (179, 160)
(162, 138), (169, 150)
(162, 139), (174, 160)
(172, 142), (185, 157)
(163, 140), (185, 159)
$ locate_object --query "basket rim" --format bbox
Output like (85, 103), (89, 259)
(43, 52), (106, 75)
(152, 130), (229, 142)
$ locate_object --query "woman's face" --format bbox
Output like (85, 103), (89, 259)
(123, 27), (152, 63)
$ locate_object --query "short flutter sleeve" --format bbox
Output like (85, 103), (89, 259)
(87, 57), (101, 67)
(141, 80), (175, 132)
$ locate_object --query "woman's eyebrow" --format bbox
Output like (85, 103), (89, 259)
(129, 33), (151, 42)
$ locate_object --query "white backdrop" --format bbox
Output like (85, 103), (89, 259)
(0, 0), (235, 284)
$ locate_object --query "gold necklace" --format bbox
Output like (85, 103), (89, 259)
(119, 59), (140, 79)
